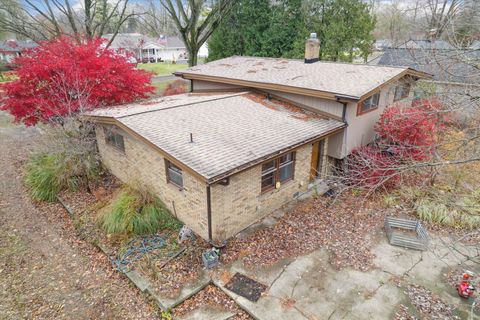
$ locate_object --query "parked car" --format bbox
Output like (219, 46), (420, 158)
(141, 57), (157, 63)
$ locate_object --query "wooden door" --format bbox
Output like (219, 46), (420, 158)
(310, 140), (325, 180)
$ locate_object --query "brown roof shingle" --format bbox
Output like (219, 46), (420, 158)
(176, 56), (430, 99)
(87, 92), (345, 182)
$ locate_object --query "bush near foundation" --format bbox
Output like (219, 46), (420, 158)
(344, 99), (444, 191)
(99, 186), (182, 236)
(26, 151), (101, 202)
(163, 80), (188, 96)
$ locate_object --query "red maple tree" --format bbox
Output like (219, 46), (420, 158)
(376, 100), (443, 161)
(346, 145), (401, 190)
(163, 80), (188, 96)
(0, 36), (154, 125)
(346, 98), (444, 190)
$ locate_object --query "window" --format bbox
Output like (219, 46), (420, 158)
(104, 127), (125, 152)
(261, 152), (295, 193)
(394, 83), (411, 101)
(357, 92), (380, 115)
(166, 160), (183, 188)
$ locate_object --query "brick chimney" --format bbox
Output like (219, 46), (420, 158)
(305, 33), (319, 64)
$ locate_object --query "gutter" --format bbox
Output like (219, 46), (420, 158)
(205, 125), (346, 185)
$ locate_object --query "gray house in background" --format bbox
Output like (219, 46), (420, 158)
(396, 39), (454, 50)
(368, 43), (480, 108)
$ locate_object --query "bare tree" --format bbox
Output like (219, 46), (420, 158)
(423, 0), (462, 39)
(0, 0), (138, 45)
(160, 0), (236, 66)
(138, 0), (178, 37)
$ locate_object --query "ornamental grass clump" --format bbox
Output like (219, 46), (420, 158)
(26, 151), (101, 202)
(99, 186), (182, 236)
(400, 186), (480, 229)
(26, 153), (65, 202)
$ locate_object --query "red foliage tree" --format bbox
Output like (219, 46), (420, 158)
(346, 145), (401, 190)
(0, 37), (154, 125)
(345, 98), (444, 190)
(375, 100), (443, 161)
(162, 80), (188, 96)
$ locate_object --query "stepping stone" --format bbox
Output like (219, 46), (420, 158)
(179, 306), (235, 320)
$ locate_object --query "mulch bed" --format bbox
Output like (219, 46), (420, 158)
(393, 305), (418, 320)
(406, 284), (460, 319)
(136, 237), (211, 298)
(57, 184), (210, 299)
(221, 194), (384, 271)
(172, 284), (252, 320)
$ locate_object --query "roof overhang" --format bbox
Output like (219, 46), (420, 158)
(358, 68), (432, 101)
(175, 68), (433, 103)
(83, 106), (346, 185)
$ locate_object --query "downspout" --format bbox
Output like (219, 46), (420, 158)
(206, 185), (212, 242)
(341, 101), (348, 124)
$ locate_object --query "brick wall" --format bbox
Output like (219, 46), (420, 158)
(97, 124), (328, 242)
(210, 142), (320, 242)
(96, 125), (209, 239)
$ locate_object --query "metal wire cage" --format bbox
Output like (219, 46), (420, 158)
(384, 216), (429, 251)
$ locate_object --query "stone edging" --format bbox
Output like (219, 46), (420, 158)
(57, 195), (260, 317)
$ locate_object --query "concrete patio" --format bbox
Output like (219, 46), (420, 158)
(210, 234), (480, 320)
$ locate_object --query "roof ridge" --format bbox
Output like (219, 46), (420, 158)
(117, 92), (249, 119)
(211, 55), (410, 70)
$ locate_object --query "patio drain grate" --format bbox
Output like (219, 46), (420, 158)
(225, 273), (268, 302)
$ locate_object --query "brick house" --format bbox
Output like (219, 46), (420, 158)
(86, 35), (430, 244)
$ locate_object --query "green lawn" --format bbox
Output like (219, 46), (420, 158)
(0, 71), (17, 83)
(138, 63), (188, 76)
(152, 80), (173, 95)
(151, 79), (189, 96)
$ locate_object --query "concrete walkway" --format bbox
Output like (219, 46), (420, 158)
(212, 235), (480, 320)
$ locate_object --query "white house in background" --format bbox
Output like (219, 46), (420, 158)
(103, 33), (187, 63)
(0, 39), (37, 63)
(198, 43), (209, 58)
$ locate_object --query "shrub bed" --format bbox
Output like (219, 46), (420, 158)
(98, 186), (182, 236)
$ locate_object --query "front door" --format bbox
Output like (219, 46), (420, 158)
(310, 139), (325, 180)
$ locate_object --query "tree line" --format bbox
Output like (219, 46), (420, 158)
(208, 0), (376, 63)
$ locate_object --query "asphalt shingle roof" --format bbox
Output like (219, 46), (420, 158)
(0, 40), (37, 52)
(397, 39), (454, 50)
(372, 48), (480, 84)
(176, 56), (423, 99)
(102, 33), (185, 50)
(87, 92), (345, 181)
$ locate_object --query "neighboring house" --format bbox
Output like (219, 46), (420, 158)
(373, 39), (393, 51)
(0, 39), (37, 63)
(368, 45), (480, 110)
(86, 35), (429, 244)
(396, 39), (454, 50)
(103, 33), (187, 63)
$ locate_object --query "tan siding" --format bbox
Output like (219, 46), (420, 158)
(192, 80), (344, 119)
(96, 125), (209, 239)
(192, 80), (244, 91)
(328, 80), (415, 158)
(264, 89), (344, 118)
